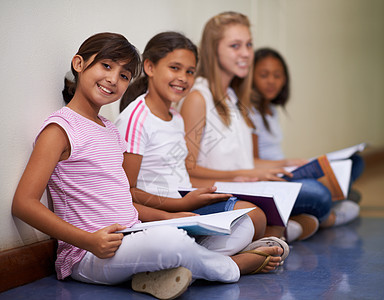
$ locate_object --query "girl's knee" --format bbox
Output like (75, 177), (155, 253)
(152, 226), (195, 252)
(296, 179), (333, 218)
(125, 226), (194, 255)
(235, 201), (266, 223)
(300, 180), (332, 204)
(234, 201), (266, 240)
(313, 182), (332, 207)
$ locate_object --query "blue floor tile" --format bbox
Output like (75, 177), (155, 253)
(1, 217), (383, 300)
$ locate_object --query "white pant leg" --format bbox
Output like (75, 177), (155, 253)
(195, 215), (254, 255)
(71, 225), (240, 285)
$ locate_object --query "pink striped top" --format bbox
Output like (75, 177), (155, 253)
(38, 107), (139, 279)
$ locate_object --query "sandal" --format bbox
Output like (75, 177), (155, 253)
(239, 249), (272, 274)
(241, 236), (290, 262)
(131, 267), (192, 300)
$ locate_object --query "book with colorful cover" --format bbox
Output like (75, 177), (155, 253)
(283, 155), (351, 201)
(118, 207), (255, 236)
(282, 143), (366, 201)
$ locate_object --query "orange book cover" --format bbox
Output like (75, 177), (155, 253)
(316, 155), (345, 201)
(284, 155), (344, 201)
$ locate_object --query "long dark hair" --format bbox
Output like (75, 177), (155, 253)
(252, 47), (290, 131)
(62, 32), (141, 104)
(119, 31), (198, 112)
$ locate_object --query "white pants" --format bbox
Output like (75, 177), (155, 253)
(71, 215), (253, 285)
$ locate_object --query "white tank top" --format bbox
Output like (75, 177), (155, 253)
(189, 77), (254, 171)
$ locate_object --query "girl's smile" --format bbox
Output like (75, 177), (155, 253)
(146, 48), (196, 107)
(76, 56), (131, 106)
(97, 83), (114, 95)
(169, 81), (188, 93)
(217, 24), (253, 86)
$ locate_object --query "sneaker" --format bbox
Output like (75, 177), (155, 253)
(132, 267), (192, 300)
(286, 219), (303, 243)
(289, 214), (319, 241)
(332, 200), (360, 226)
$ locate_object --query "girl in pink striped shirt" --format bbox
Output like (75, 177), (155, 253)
(12, 32), (285, 300)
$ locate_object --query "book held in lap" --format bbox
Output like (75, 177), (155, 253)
(283, 143), (366, 201)
(180, 181), (302, 227)
(118, 207), (255, 236)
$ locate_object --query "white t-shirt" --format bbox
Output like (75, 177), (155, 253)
(185, 77), (254, 170)
(249, 104), (284, 160)
(115, 94), (192, 198)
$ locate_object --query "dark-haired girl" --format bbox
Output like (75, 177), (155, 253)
(250, 47), (360, 237)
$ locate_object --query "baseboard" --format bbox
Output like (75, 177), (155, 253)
(0, 239), (56, 293)
(361, 146), (384, 166)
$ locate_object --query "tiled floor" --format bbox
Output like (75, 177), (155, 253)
(1, 156), (383, 300)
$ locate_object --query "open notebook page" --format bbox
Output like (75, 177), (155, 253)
(213, 181), (302, 226)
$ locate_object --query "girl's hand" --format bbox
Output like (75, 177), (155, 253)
(183, 187), (232, 207)
(233, 176), (260, 182)
(243, 168), (293, 182)
(284, 158), (309, 167)
(166, 211), (199, 219)
(87, 223), (126, 259)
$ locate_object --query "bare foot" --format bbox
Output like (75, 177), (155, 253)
(231, 246), (283, 275)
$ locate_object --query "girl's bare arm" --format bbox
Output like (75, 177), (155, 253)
(123, 152), (231, 211)
(12, 124), (124, 258)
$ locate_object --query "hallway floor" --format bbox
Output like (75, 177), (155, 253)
(1, 157), (383, 300)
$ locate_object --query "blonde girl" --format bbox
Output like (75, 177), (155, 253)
(180, 12), (299, 240)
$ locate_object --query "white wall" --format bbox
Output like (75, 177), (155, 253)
(253, 0), (384, 157)
(1, 0), (383, 251)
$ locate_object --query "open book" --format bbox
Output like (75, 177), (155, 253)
(283, 143), (365, 201)
(325, 142), (366, 161)
(180, 181), (302, 227)
(283, 155), (351, 201)
(118, 207), (255, 236)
